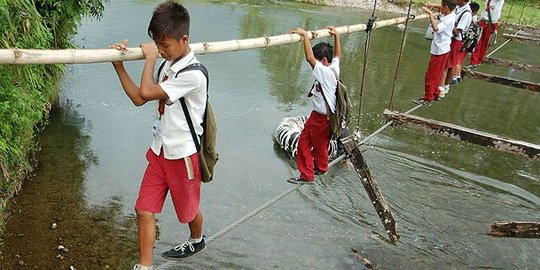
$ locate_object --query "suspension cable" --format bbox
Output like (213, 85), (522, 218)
(355, 0), (378, 133)
(517, 0), (527, 28)
(388, 0), (415, 111)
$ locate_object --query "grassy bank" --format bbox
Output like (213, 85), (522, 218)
(0, 0), (105, 241)
(408, 0), (540, 27)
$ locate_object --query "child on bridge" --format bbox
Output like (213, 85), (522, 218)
(287, 26), (341, 185)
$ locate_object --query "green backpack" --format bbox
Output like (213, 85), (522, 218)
(321, 74), (352, 139)
(158, 62), (219, 183)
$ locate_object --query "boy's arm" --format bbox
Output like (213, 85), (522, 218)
(290, 28), (316, 68)
(422, 6), (440, 32)
(110, 40), (146, 106)
(139, 43), (168, 102)
(328, 26), (340, 59)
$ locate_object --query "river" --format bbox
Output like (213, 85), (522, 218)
(1, 0), (539, 269)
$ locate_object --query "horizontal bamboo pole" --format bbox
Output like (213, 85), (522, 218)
(0, 14), (427, 65)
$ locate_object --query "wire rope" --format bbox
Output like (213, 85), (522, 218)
(355, 0), (378, 133)
(388, 0), (415, 111)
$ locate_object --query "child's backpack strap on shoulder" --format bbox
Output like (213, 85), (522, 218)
(175, 63), (209, 151)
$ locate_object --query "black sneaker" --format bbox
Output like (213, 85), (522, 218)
(161, 236), (206, 261)
(314, 169), (326, 175)
(287, 177), (314, 185)
(412, 98), (431, 106)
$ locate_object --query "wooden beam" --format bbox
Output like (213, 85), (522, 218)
(463, 70), (539, 92)
(341, 136), (400, 242)
(488, 222), (540, 238)
(383, 109), (540, 160)
(484, 57), (540, 73)
(503, 33), (540, 46)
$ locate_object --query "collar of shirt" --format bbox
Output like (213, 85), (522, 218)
(169, 50), (196, 74)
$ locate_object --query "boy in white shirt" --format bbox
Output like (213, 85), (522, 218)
(287, 26), (340, 184)
(110, 2), (207, 269)
(469, 0), (505, 68)
(413, 0), (458, 105)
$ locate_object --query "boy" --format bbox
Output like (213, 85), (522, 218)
(468, 0), (505, 69)
(287, 26), (340, 185)
(413, 0), (457, 105)
(109, 2), (206, 269)
(439, 0), (472, 96)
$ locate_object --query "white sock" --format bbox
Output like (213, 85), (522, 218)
(444, 85), (450, 90)
(189, 235), (203, 244)
(136, 264), (153, 270)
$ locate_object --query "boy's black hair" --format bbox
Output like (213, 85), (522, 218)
(148, 1), (190, 41)
(470, 2), (480, 13)
(312, 42), (334, 62)
(442, 0), (458, 11)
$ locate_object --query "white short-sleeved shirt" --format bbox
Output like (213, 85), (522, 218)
(309, 57), (340, 114)
(431, 12), (457, 55)
(481, 0), (505, 23)
(150, 50), (207, 160)
(454, 4), (473, 41)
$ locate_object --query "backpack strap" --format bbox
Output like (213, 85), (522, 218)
(156, 60), (167, 81)
(175, 63), (209, 152)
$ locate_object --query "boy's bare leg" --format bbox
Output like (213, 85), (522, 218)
(188, 209), (203, 239)
(137, 210), (157, 266)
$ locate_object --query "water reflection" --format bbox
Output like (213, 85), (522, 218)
(0, 102), (138, 269)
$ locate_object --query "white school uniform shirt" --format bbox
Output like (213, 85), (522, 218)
(481, 0), (505, 23)
(431, 12), (457, 55)
(150, 51), (207, 160)
(309, 57), (340, 115)
(454, 3), (473, 41)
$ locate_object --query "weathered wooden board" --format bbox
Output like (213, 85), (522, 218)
(341, 136), (400, 242)
(463, 70), (539, 92)
(488, 222), (540, 238)
(484, 57), (540, 73)
(383, 109), (540, 160)
(503, 33), (540, 46)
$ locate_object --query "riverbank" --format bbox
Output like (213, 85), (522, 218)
(0, 0), (106, 242)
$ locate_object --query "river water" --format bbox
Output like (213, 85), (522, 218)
(1, 0), (539, 269)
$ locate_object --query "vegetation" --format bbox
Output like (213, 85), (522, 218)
(405, 0), (540, 27)
(0, 0), (106, 239)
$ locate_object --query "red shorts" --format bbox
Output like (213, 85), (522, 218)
(446, 39), (466, 68)
(135, 148), (201, 224)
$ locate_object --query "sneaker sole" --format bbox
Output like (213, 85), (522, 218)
(287, 178), (314, 185)
(161, 245), (207, 261)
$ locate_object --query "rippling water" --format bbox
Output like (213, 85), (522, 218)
(1, 0), (539, 269)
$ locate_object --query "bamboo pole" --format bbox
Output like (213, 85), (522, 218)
(0, 15), (428, 65)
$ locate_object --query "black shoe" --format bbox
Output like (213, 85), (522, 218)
(412, 98), (431, 106)
(314, 169), (326, 175)
(161, 236), (207, 261)
(287, 177), (314, 185)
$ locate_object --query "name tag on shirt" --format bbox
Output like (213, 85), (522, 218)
(152, 119), (162, 135)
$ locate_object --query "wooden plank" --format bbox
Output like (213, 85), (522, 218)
(463, 70), (539, 92)
(488, 222), (540, 238)
(484, 57), (540, 73)
(383, 109), (540, 160)
(341, 136), (400, 242)
(503, 33), (540, 46)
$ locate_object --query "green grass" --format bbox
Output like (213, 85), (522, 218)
(406, 0), (540, 28)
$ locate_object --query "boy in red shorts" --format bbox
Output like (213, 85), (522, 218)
(287, 26), (341, 185)
(413, 0), (457, 105)
(110, 2), (207, 269)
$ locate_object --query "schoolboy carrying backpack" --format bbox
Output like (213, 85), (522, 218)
(158, 62), (219, 183)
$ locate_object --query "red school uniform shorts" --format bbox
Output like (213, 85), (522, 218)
(135, 148), (201, 224)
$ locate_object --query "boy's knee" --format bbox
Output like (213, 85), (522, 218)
(136, 210), (155, 222)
